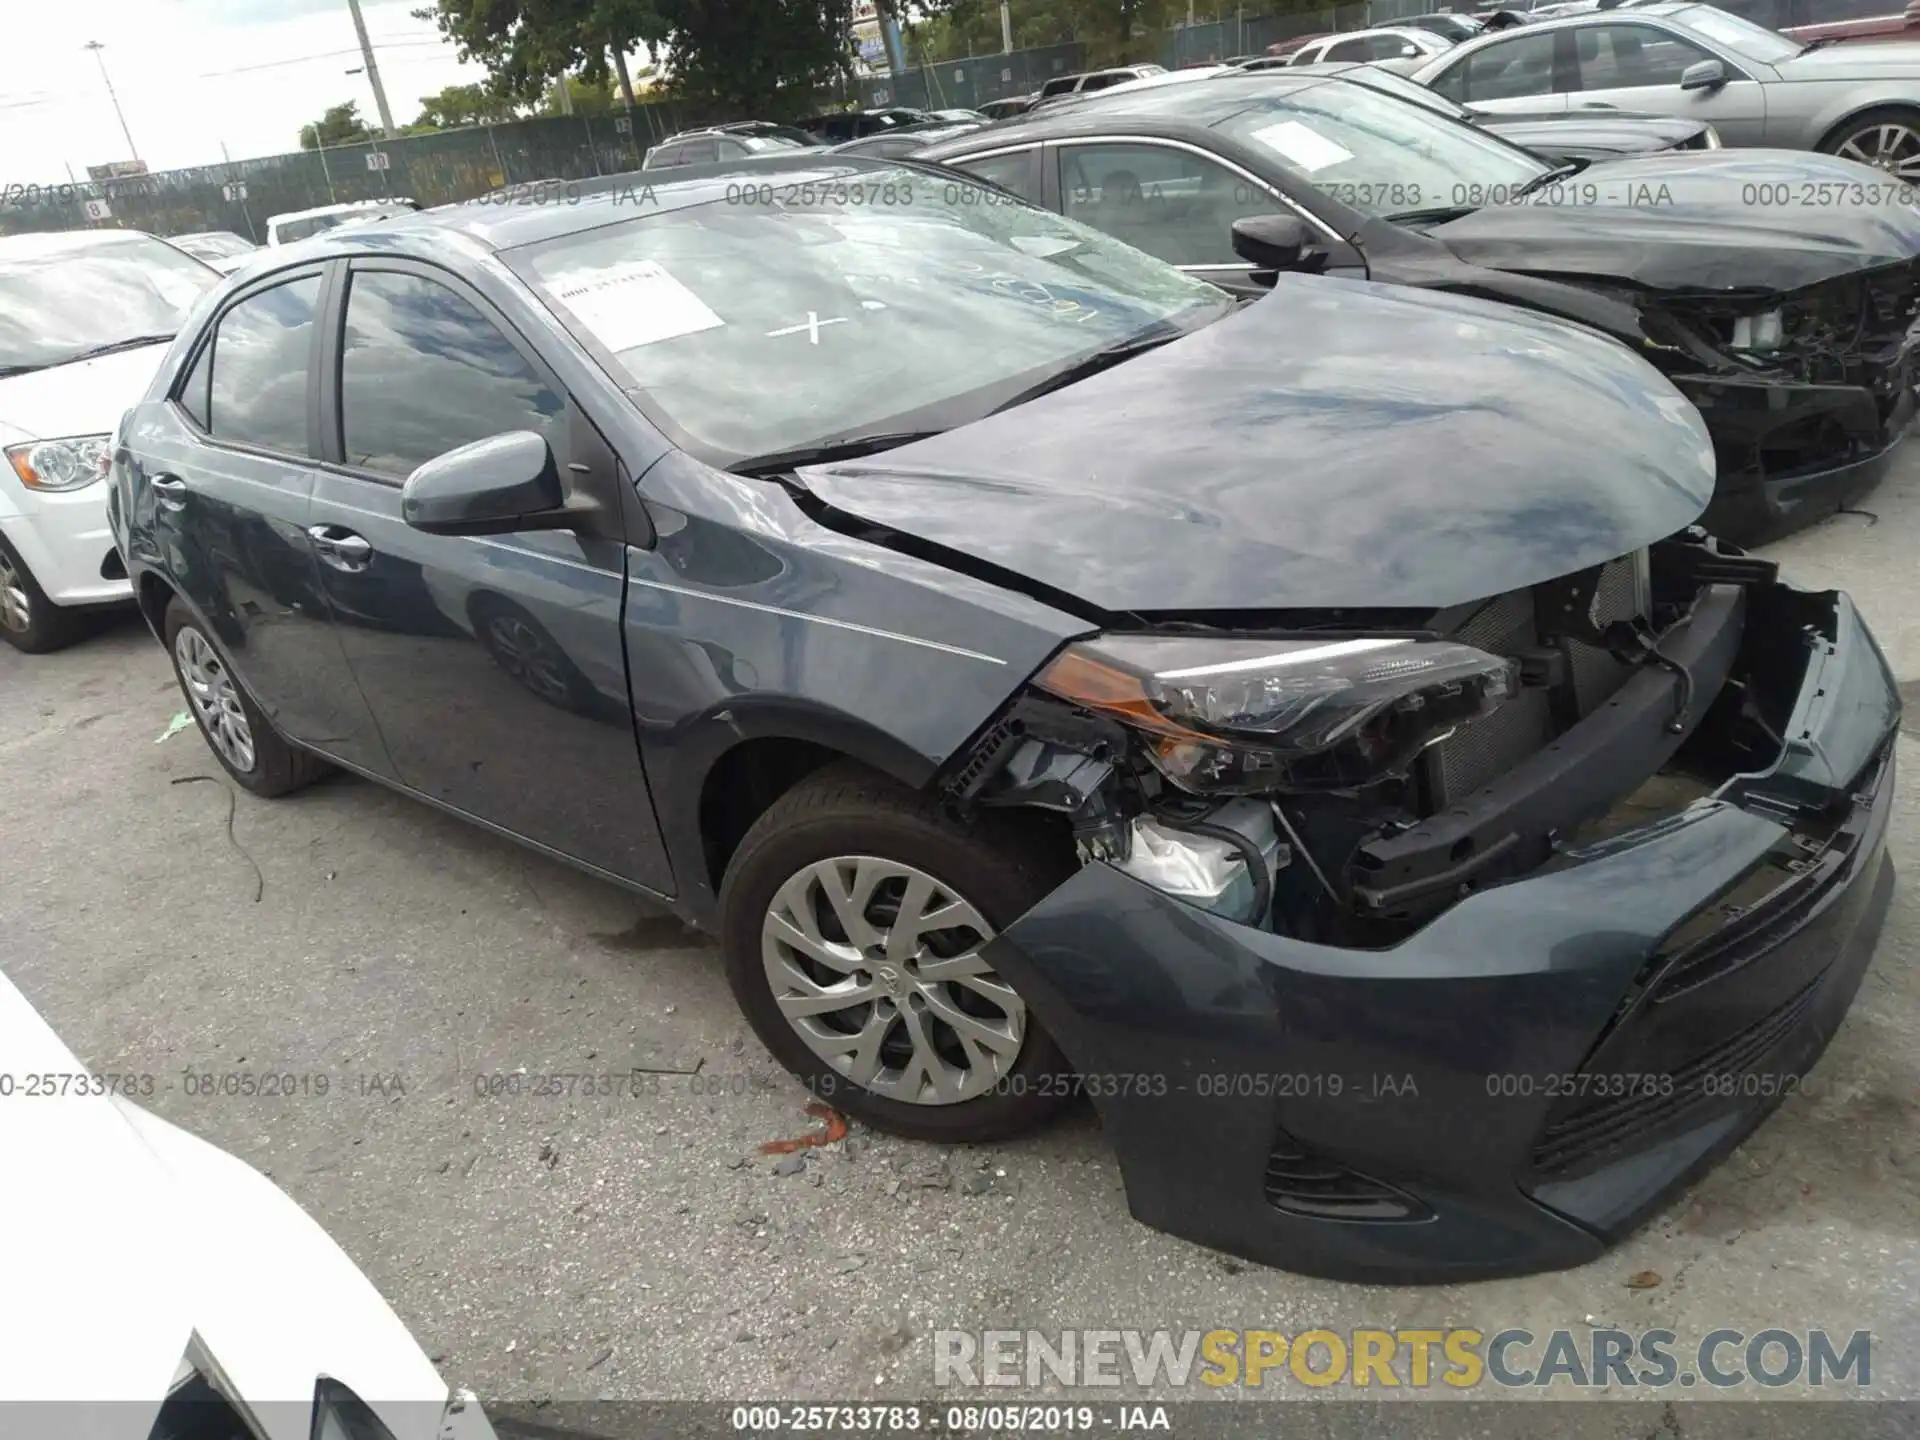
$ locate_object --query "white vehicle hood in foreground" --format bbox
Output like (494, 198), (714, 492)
(0, 341), (173, 447)
(0, 971), (480, 1440)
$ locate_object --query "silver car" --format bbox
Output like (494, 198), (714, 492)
(1410, 2), (1920, 173)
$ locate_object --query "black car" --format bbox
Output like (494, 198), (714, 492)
(796, 107), (935, 142)
(830, 121), (988, 159)
(920, 70), (1920, 543)
(111, 155), (1897, 1283)
(1288, 59), (1720, 160)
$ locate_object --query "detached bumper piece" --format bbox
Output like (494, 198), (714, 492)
(986, 585), (1898, 1282)
(1674, 262), (1920, 544)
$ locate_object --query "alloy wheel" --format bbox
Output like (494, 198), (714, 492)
(175, 627), (257, 773)
(761, 856), (1026, 1105)
(0, 550), (30, 634)
(1836, 122), (1920, 180)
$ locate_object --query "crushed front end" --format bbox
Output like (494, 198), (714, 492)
(949, 533), (1898, 1281)
(1642, 260), (1920, 544)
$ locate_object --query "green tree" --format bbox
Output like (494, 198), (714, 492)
(909, 0), (1185, 65)
(298, 101), (374, 150)
(419, 0), (858, 117)
(407, 82), (524, 130)
(537, 74), (621, 115)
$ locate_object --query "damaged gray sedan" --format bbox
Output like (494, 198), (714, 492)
(113, 158), (1898, 1283)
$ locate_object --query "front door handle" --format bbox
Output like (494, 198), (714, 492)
(148, 473), (188, 511)
(307, 524), (373, 572)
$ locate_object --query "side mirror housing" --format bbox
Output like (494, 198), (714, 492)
(402, 430), (579, 537)
(1231, 213), (1328, 278)
(1679, 58), (1727, 91)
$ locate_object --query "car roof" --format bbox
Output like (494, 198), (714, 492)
(262, 155), (937, 259)
(0, 227), (165, 258)
(931, 69), (1348, 144)
(267, 199), (414, 224)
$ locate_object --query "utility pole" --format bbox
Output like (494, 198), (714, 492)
(82, 42), (140, 162)
(1001, 1), (1013, 52)
(345, 0), (396, 137)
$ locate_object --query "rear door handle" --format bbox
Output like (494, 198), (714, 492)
(307, 524), (374, 572)
(148, 473), (188, 510)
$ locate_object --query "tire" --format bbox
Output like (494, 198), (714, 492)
(1820, 106), (1920, 179)
(719, 762), (1078, 1143)
(163, 597), (328, 798)
(0, 533), (88, 654)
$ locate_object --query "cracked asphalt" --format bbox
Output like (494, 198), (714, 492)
(3, 445), (1919, 1429)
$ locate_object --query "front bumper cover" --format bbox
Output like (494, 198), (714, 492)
(984, 590), (1898, 1283)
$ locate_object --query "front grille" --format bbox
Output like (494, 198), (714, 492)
(1264, 1132), (1430, 1222)
(1530, 976), (1822, 1177)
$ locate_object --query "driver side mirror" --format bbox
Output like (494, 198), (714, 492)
(1680, 58), (1727, 91)
(402, 430), (588, 537)
(1231, 214), (1329, 279)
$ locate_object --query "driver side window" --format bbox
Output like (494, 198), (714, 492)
(1571, 25), (1716, 90)
(1058, 142), (1276, 268)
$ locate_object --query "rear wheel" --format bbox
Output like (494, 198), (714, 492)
(163, 598), (328, 797)
(0, 535), (87, 654)
(719, 763), (1078, 1143)
(1821, 106), (1920, 180)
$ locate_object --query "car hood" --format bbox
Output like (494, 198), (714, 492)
(1425, 150), (1920, 291)
(795, 276), (1714, 616)
(1480, 111), (1707, 157)
(0, 339), (173, 446)
(0, 970), (467, 1440)
(1774, 37), (1920, 76)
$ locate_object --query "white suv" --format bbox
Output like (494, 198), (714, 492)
(0, 229), (222, 652)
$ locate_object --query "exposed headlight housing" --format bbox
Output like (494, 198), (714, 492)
(1729, 309), (1783, 352)
(5, 433), (113, 492)
(1035, 633), (1517, 793)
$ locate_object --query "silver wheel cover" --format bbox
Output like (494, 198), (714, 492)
(761, 856), (1026, 1105)
(175, 627), (257, 773)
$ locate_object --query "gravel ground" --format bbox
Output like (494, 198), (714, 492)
(3, 446), (1918, 1427)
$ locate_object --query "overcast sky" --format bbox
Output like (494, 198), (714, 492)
(4, 0), (495, 182)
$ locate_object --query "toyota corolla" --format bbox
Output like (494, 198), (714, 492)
(111, 157), (1897, 1282)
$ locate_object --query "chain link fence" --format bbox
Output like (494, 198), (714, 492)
(1, 2), (1444, 240)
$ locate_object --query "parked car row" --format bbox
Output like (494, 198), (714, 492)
(3, 24), (1906, 1287)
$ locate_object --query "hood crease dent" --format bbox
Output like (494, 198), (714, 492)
(796, 275), (1716, 614)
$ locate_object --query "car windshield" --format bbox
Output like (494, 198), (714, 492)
(1672, 5), (1802, 61)
(1334, 62), (1470, 118)
(0, 233), (219, 374)
(1212, 78), (1547, 215)
(514, 167), (1232, 464)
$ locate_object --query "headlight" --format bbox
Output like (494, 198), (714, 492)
(5, 433), (113, 492)
(1035, 633), (1517, 793)
(1729, 309), (1783, 352)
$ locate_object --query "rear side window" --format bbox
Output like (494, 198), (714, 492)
(207, 275), (321, 453)
(953, 149), (1040, 202)
(1439, 32), (1559, 101)
(1040, 75), (1080, 97)
(338, 269), (565, 479)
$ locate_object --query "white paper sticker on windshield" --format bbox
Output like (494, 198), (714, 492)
(549, 259), (723, 351)
(1248, 120), (1353, 174)
(1010, 234), (1081, 258)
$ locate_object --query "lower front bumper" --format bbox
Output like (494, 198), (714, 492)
(1683, 372), (1913, 546)
(986, 592), (1899, 1283)
(0, 486), (132, 608)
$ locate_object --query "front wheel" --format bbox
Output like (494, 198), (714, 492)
(719, 763), (1077, 1143)
(0, 534), (86, 654)
(1821, 106), (1920, 180)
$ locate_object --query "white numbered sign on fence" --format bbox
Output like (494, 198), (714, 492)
(365, 151), (390, 171)
(222, 183), (247, 202)
(614, 116), (632, 134)
(83, 199), (112, 221)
